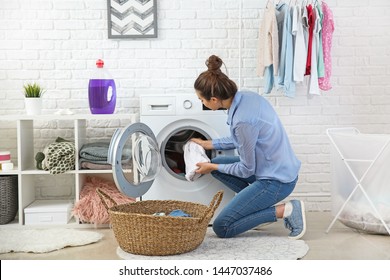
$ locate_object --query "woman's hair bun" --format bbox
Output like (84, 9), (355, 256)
(206, 55), (223, 72)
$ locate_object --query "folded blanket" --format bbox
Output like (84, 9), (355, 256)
(42, 141), (75, 174)
(79, 142), (110, 162)
(79, 142), (132, 166)
(80, 161), (112, 170)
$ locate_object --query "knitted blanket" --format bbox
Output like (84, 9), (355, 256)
(79, 142), (110, 163)
(42, 141), (75, 174)
(79, 142), (131, 165)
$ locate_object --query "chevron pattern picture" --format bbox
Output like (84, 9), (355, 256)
(107, 0), (157, 38)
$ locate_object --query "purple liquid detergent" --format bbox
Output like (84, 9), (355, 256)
(88, 59), (117, 114)
(88, 79), (116, 114)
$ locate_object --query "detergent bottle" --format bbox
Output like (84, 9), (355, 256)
(88, 59), (116, 114)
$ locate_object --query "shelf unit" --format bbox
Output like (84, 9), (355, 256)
(0, 114), (137, 227)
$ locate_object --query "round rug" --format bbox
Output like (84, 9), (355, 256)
(117, 228), (309, 260)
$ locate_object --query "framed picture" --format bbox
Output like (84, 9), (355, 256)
(107, 0), (158, 39)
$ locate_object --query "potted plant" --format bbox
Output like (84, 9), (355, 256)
(23, 82), (45, 115)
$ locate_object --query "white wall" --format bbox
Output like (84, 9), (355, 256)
(1, 0), (390, 210)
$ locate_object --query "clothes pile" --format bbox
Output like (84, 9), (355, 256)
(257, 0), (334, 97)
(152, 209), (192, 217)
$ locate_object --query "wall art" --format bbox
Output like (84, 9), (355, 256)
(107, 0), (157, 38)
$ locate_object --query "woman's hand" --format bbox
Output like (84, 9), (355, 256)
(195, 162), (218, 174)
(190, 138), (214, 150)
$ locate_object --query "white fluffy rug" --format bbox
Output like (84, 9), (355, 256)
(117, 228), (309, 260)
(0, 228), (103, 254)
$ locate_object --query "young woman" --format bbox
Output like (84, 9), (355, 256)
(191, 55), (306, 239)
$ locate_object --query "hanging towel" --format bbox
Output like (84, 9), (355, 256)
(183, 141), (210, 182)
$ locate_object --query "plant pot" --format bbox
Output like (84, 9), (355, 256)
(25, 98), (42, 115)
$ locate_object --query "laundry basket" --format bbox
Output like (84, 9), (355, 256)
(0, 175), (18, 225)
(327, 127), (390, 235)
(97, 189), (223, 256)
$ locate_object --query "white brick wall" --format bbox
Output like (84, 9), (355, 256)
(1, 0), (390, 210)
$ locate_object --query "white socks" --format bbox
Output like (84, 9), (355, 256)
(283, 201), (293, 218)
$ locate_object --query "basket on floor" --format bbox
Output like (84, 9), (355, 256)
(97, 189), (223, 256)
(0, 175), (18, 225)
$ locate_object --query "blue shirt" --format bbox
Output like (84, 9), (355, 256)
(276, 4), (296, 97)
(212, 91), (301, 183)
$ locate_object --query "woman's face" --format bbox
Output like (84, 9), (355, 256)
(195, 90), (221, 111)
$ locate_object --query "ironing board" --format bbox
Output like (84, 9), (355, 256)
(326, 127), (390, 234)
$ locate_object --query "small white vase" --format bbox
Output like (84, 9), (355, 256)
(25, 98), (42, 115)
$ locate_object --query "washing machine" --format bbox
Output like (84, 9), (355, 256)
(108, 94), (235, 219)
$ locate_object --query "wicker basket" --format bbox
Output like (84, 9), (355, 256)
(97, 189), (223, 256)
(0, 175), (18, 225)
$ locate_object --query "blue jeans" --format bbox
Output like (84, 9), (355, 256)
(211, 156), (298, 238)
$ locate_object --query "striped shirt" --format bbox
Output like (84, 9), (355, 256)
(212, 91), (301, 183)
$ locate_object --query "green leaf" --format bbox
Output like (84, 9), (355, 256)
(23, 82), (45, 98)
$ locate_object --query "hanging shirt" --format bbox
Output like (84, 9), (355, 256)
(308, 7), (320, 96)
(305, 5), (314, 76)
(316, 3), (325, 78)
(276, 4), (296, 97)
(257, 3), (279, 77)
(293, 4), (307, 82)
(275, 3), (288, 83)
(302, 4), (309, 49)
(212, 91), (301, 183)
(257, 3), (279, 94)
(318, 2), (335, 91)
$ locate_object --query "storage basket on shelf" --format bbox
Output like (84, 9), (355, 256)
(97, 189), (223, 256)
(0, 175), (18, 225)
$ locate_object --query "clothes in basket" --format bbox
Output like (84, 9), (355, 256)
(152, 209), (192, 217)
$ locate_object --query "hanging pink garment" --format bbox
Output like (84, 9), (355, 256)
(305, 5), (314, 76)
(318, 2), (334, 91)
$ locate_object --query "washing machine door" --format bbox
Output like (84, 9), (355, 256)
(108, 122), (162, 198)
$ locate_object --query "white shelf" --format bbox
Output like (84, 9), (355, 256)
(2, 114), (135, 121)
(0, 114), (137, 227)
(0, 167), (19, 175)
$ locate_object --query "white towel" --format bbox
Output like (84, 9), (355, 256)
(183, 141), (210, 182)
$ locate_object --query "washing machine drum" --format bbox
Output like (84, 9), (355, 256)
(108, 123), (162, 198)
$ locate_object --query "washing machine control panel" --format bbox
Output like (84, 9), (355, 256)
(141, 94), (227, 116)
